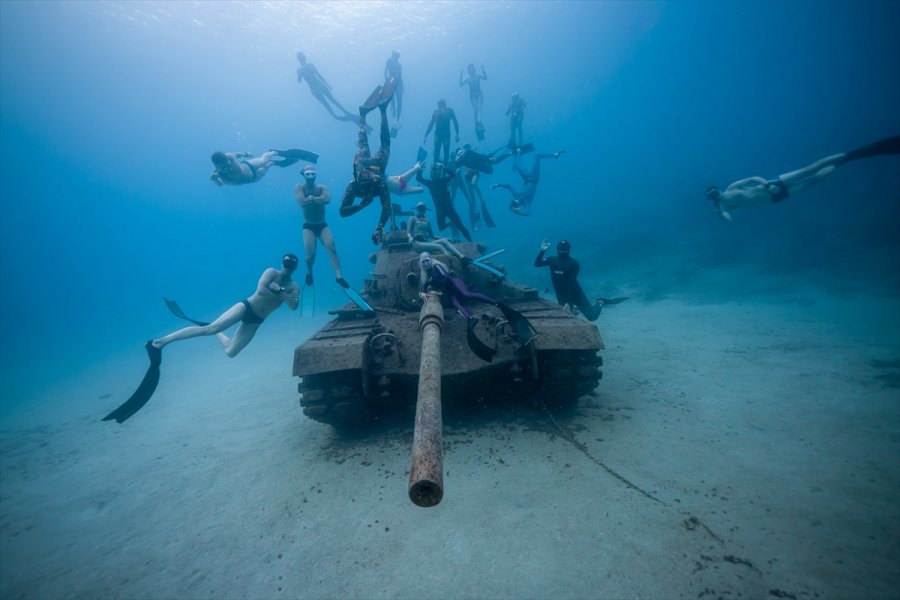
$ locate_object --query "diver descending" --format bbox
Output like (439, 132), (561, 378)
(423, 99), (460, 165)
(506, 91), (526, 148)
(491, 150), (563, 216)
(417, 162), (472, 242)
(705, 134), (900, 221)
(339, 80), (397, 245)
(296, 52), (359, 125)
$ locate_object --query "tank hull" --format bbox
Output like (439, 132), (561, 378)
(293, 239), (603, 426)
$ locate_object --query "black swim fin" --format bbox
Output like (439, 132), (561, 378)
(417, 146), (428, 164)
(164, 298), (210, 326)
(475, 122), (486, 141)
(379, 77), (397, 107)
(466, 319), (496, 363)
(480, 197), (495, 228)
(360, 85), (383, 116)
(497, 302), (537, 345)
(102, 341), (163, 423)
(273, 148), (320, 164)
(841, 135), (900, 164)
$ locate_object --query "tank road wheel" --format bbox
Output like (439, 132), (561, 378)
(298, 371), (369, 426)
(535, 349), (602, 409)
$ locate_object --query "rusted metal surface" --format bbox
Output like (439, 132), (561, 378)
(408, 294), (444, 507)
(293, 239), (604, 425)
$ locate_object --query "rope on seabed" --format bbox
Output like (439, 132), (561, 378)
(539, 396), (664, 505)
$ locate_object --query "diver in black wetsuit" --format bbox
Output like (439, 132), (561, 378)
(416, 162), (472, 242)
(534, 240), (626, 322)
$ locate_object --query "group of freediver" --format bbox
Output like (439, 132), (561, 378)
(102, 48), (900, 423)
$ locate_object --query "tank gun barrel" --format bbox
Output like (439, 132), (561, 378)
(408, 294), (444, 507)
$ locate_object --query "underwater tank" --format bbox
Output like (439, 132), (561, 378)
(292, 230), (604, 426)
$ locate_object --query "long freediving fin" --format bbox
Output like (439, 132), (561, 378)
(379, 77), (397, 107)
(337, 278), (375, 313)
(417, 146), (428, 164)
(360, 85), (383, 115)
(480, 197), (495, 228)
(273, 148), (320, 164)
(497, 302), (537, 345)
(466, 319), (496, 363)
(102, 341), (162, 423)
(164, 298), (210, 326)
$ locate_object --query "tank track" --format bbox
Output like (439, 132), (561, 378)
(298, 370), (370, 426)
(299, 350), (601, 426)
(533, 349), (603, 409)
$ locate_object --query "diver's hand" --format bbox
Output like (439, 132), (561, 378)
(540, 240), (550, 252)
(418, 292), (430, 302)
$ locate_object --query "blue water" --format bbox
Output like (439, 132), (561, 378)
(1, 0), (899, 409)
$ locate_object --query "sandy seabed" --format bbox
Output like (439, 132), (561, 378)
(1, 279), (898, 600)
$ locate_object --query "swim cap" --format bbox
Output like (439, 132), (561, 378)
(211, 151), (228, 165)
(557, 240), (571, 254)
(303, 164), (316, 177)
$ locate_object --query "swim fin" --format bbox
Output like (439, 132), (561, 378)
(273, 148), (320, 164)
(379, 77), (397, 108)
(300, 282), (315, 317)
(475, 121), (486, 141)
(466, 318), (496, 363)
(164, 298), (210, 326)
(339, 279), (375, 314)
(360, 85), (383, 116)
(480, 197), (495, 228)
(842, 135), (900, 164)
(497, 302), (537, 345)
(417, 146), (428, 164)
(468, 249), (506, 278)
(102, 341), (163, 423)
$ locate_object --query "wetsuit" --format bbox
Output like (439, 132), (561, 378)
(417, 169), (472, 242)
(425, 261), (496, 320)
(506, 96), (526, 147)
(340, 113), (391, 232)
(534, 249), (600, 322)
(500, 153), (555, 216)
(424, 106), (459, 165)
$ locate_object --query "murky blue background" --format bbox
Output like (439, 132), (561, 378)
(2, 1), (898, 412)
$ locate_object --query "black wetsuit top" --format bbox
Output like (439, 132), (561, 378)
(417, 170), (472, 242)
(534, 250), (600, 321)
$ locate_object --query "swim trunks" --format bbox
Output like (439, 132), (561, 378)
(241, 161), (260, 182)
(767, 178), (790, 203)
(240, 299), (265, 325)
(303, 222), (328, 235)
(398, 176), (408, 192)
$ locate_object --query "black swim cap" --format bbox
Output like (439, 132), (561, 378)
(557, 240), (571, 254)
(282, 254), (299, 269)
(211, 151), (228, 165)
(705, 186), (721, 200)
